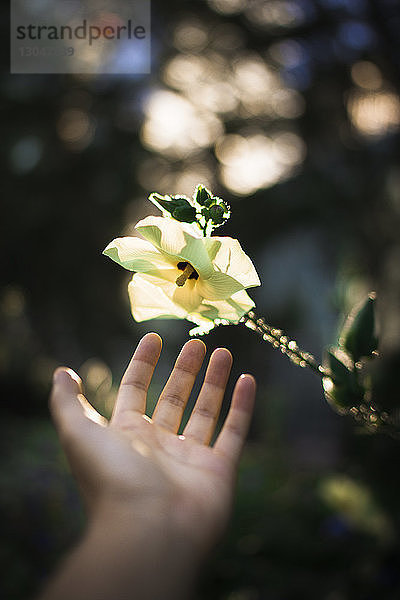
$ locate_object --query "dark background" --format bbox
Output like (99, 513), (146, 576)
(2, 0), (400, 598)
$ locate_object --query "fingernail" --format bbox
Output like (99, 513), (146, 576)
(240, 374), (256, 386)
(53, 369), (68, 385)
(53, 368), (79, 389)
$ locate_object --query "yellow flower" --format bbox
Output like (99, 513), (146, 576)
(103, 216), (260, 334)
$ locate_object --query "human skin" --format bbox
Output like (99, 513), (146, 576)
(39, 332), (256, 600)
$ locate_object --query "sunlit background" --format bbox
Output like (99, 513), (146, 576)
(2, 0), (400, 598)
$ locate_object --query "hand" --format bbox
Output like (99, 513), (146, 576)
(50, 333), (256, 554)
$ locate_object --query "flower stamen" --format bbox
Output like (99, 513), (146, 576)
(176, 262), (198, 286)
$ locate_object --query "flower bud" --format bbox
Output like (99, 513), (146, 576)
(195, 185), (213, 207)
(209, 204), (225, 224)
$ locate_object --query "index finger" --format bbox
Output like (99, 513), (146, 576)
(112, 332), (162, 420)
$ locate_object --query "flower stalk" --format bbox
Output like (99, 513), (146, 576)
(241, 310), (329, 380)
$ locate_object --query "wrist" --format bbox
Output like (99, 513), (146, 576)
(89, 492), (215, 556)
(40, 497), (201, 600)
(91, 493), (173, 528)
(89, 494), (204, 559)
(83, 498), (202, 600)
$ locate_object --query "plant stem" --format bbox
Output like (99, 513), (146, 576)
(241, 310), (329, 380)
(240, 312), (399, 437)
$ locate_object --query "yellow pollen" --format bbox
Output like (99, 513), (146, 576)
(176, 263), (195, 287)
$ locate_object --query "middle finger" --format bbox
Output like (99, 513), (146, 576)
(152, 339), (206, 433)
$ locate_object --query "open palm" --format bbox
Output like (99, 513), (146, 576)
(51, 333), (255, 552)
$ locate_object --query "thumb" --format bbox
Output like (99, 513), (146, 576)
(50, 368), (106, 440)
(50, 368), (86, 434)
(53, 367), (83, 394)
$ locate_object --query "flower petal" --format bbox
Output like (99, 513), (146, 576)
(197, 289), (255, 322)
(128, 274), (187, 321)
(203, 238), (222, 261)
(209, 237), (260, 288)
(135, 216), (214, 279)
(172, 280), (203, 313)
(196, 271), (244, 300)
(186, 315), (216, 336)
(103, 237), (175, 279)
(142, 276), (203, 313)
(185, 290), (255, 335)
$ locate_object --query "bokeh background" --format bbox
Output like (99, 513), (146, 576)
(2, 0), (400, 598)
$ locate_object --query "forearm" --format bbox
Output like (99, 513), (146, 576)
(37, 501), (202, 600)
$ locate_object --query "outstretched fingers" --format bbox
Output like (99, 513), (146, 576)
(213, 374), (256, 466)
(112, 332), (162, 420)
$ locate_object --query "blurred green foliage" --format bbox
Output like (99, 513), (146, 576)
(2, 0), (400, 598)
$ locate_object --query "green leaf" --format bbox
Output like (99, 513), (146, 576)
(172, 204), (197, 223)
(218, 201), (229, 213)
(326, 350), (352, 385)
(323, 349), (365, 411)
(148, 192), (172, 213)
(341, 293), (378, 362)
(149, 193), (196, 222)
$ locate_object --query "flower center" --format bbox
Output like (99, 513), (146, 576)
(175, 261), (199, 286)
